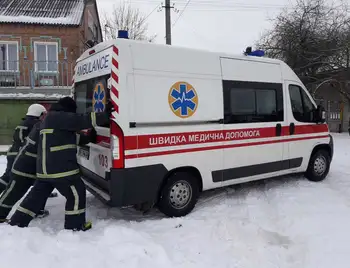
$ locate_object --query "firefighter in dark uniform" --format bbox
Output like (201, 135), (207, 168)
(0, 123), (96, 223)
(9, 97), (110, 231)
(0, 122), (49, 222)
(0, 104), (47, 193)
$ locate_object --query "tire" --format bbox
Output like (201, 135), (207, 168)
(158, 171), (200, 217)
(305, 149), (331, 182)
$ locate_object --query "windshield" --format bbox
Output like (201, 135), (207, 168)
(74, 74), (110, 114)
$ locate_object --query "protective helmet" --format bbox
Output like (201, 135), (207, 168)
(26, 104), (47, 117)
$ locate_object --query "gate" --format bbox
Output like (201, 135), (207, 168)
(314, 98), (343, 132)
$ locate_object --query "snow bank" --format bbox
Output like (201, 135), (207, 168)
(0, 134), (350, 267)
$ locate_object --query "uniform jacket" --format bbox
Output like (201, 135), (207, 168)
(7, 116), (41, 157)
(12, 122), (98, 180)
(36, 111), (109, 180)
(11, 122), (41, 179)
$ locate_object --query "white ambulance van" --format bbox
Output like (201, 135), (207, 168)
(73, 37), (333, 217)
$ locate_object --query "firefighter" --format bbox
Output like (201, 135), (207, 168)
(0, 122), (48, 222)
(0, 104), (47, 193)
(9, 97), (111, 231)
(0, 123), (96, 223)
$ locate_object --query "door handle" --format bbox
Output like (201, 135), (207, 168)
(276, 123), (282, 136)
(289, 123), (295, 135)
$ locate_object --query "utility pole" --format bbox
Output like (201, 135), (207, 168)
(164, 0), (173, 45)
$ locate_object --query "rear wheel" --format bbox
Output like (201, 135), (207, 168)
(305, 149), (330, 182)
(158, 171), (200, 217)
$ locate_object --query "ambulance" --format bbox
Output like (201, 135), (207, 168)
(73, 34), (333, 217)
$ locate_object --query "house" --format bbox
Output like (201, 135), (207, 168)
(0, 0), (102, 93)
(0, 0), (103, 144)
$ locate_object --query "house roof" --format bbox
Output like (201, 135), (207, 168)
(0, 0), (85, 26)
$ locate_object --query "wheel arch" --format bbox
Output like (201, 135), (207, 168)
(158, 166), (203, 196)
(310, 143), (332, 160)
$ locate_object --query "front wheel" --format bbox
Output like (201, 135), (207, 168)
(158, 171), (200, 217)
(305, 149), (331, 182)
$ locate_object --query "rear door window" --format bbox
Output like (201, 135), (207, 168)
(74, 74), (110, 114)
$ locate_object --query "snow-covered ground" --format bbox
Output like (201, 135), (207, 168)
(0, 134), (350, 268)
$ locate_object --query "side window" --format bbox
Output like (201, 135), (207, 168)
(289, 85), (316, 122)
(223, 81), (284, 124)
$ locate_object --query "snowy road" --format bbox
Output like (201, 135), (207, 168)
(1, 134), (350, 268)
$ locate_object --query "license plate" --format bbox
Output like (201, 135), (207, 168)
(78, 147), (90, 160)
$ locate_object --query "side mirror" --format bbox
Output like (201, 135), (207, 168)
(314, 105), (326, 123)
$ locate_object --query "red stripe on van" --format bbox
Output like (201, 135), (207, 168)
(112, 58), (119, 69)
(113, 46), (119, 56)
(124, 134), (329, 159)
(111, 71), (119, 84)
(124, 124), (329, 150)
(111, 85), (119, 99)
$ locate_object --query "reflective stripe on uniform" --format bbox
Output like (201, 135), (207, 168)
(42, 133), (47, 175)
(17, 206), (36, 218)
(91, 112), (97, 128)
(65, 185), (84, 216)
(0, 203), (13, 209)
(11, 168), (37, 179)
(40, 129), (54, 135)
(71, 186), (79, 211)
(40, 129), (54, 176)
(7, 152), (18, 156)
(16, 126), (28, 143)
(76, 133), (80, 145)
(25, 151), (37, 158)
(65, 208), (86, 215)
(0, 179), (8, 187)
(36, 169), (80, 179)
(0, 180), (15, 205)
(50, 144), (77, 152)
(27, 137), (36, 145)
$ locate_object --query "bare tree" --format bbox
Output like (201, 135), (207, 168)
(257, 0), (350, 93)
(103, 1), (156, 42)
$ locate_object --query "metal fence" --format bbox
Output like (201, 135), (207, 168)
(0, 60), (74, 89)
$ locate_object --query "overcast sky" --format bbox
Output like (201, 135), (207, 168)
(95, 0), (317, 54)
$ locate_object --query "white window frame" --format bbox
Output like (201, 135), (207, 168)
(34, 41), (58, 73)
(0, 41), (19, 72)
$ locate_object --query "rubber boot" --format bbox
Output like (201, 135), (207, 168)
(73, 221), (92, 232)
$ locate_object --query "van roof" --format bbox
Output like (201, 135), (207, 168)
(77, 38), (284, 66)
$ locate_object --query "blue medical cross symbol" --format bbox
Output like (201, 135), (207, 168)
(93, 84), (105, 112)
(170, 84), (196, 116)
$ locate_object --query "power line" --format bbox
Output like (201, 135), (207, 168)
(172, 0), (191, 28)
(142, 4), (161, 22)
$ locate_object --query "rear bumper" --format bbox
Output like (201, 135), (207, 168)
(80, 164), (168, 207)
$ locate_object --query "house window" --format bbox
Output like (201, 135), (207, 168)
(0, 41), (18, 71)
(34, 42), (58, 72)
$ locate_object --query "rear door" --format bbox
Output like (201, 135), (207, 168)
(74, 74), (112, 178)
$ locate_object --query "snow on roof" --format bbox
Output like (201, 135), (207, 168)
(0, 0), (85, 26)
(0, 93), (67, 99)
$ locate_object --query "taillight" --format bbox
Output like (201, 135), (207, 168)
(110, 121), (124, 168)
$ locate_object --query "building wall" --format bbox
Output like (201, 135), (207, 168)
(0, 2), (102, 88)
(0, 99), (55, 145)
